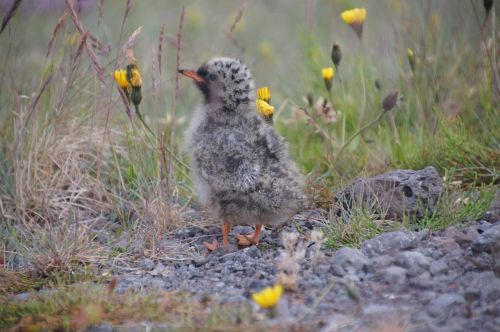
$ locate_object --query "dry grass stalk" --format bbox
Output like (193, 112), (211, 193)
(166, 6), (185, 197)
(84, 41), (104, 82)
(46, 13), (67, 58)
(28, 73), (54, 122)
(158, 22), (166, 76)
(0, 0), (22, 34)
(71, 33), (87, 75)
(122, 26), (143, 61)
(98, 0), (104, 25)
(65, 0), (104, 82)
(224, 0), (248, 51)
(151, 48), (158, 99)
(117, 85), (132, 119)
(87, 32), (111, 55)
(123, 0), (133, 25)
(228, 0), (248, 33)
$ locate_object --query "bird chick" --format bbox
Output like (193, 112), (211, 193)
(180, 57), (306, 248)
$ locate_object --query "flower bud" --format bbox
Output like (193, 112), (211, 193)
(382, 90), (399, 112)
(331, 42), (342, 67)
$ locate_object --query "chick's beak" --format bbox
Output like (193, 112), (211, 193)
(178, 69), (206, 83)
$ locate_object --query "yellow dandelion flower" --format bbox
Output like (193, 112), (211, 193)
(322, 67), (334, 92)
(340, 8), (366, 38)
(113, 69), (131, 90)
(407, 48), (416, 72)
(127, 64), (142, 88)
(256, 99), (275, 118)
(257, 86), (271, 103)
(322, 67), (334, 81)
(341, 7), (366, 25)
(251, 284), (283, 309)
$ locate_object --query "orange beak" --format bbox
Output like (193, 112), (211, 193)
(178, 69), (206, 83)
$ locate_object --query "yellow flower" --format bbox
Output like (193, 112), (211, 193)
(322, 67), (334, 92)
(256, 99), (275, 118)
(127, 64), (142, 88)
(321, 67), (334, 81)
(340, 7), (366, 25)
(407, 48), (416, 72)
(257, 86), (271, 103)
(251, 284), (283, 309)
(113, 69), (131, 91)
(340, 8), (366, 38)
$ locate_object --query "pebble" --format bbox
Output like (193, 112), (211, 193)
(471, 223), (500, 254)
(427, 293), (466, 318)
(85, 213), (499, 331)
(361, 231), (417, 257)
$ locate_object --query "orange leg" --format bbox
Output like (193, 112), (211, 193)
(204, 222), (231, 252)
(236, 224), (263, 246)
(222, 222), (231, 246)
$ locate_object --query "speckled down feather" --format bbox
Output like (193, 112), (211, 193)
(185, 57), (306, 225)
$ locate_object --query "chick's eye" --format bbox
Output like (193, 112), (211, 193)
(208, 73), (217, 81)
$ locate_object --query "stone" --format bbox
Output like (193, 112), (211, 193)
(482, 191), (500, 223)
(381, 266), (407, 286)
(430, 260), (449, 276)
(361, 231), (417, 257)
(245, 245), (262, 258)
(331, 247), (368, 274)
(149, 263), (165, 276)
(429, 237), (460, 259)
(336, 166), (443, 221)
(427, 293), (466, 318)
(471, 224), (500, 254)
(140, 258), (155, 271)
(395, 251), (432, 269)
(365, 255), (394, 274)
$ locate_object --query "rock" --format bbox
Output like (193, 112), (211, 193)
(140, 258), (155, 271)
(395, 251), (431, 269)
(149, 263), (165, 276)
(245, 245), (262, 259)
(464, 288), (480, 302)
(428, 236), (460, 259)
(87, 323), (114, 332)
(331, 247), (368, 275)
(427, 293), (466, 318)
(380, 266), (407, 286)
(361, 231), (417, 257)
(362, 304), (401, 317)
(365, 255), (394, 274)
(482, 191), (500, 223)
(430, 260), (449, 276)
(471, 224), (500, 254)
(462, 271), (500, 302)
(336, 166), (443, 221)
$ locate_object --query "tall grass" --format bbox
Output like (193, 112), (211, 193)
(0, 0), (497, 306)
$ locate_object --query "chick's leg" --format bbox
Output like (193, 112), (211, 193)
(222, 222), (231, 246)
(204, 222), (231, 251)
(236, 224), (262, 246)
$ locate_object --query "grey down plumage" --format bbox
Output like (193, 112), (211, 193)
(184, 57), (306, 226)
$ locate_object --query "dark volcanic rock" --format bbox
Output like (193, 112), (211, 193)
(471, 223), (500, 254)
(361, 231), (417, 257)
(336, 166), (443, 220)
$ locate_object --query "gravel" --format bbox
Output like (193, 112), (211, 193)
(100, 212), (500, 331)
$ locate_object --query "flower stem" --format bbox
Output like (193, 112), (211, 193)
(333, 109), (386, 164)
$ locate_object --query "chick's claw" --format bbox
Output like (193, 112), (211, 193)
(203, 239), (219, 252)
(235, 234), (259, 247)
